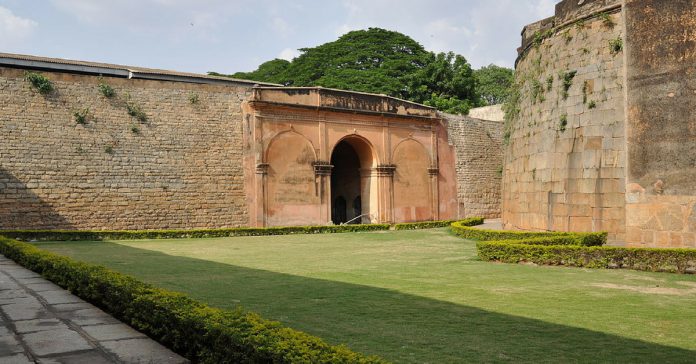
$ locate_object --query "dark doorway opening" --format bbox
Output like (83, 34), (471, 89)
(333, 196), (347, 225)
(331, 140), (362, 224)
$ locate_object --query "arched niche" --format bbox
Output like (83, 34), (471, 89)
(393, 139), (432, 222)
(265, 131), (319, 225)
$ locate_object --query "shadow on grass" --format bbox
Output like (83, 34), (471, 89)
(44, 241), (696, 363)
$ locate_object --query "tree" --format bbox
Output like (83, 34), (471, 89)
(473, 64), (514, 105)
(406, 51), (479, 114)
(281, 28), (430, 97)
(226, 59), (290, 84)
(210, 28), (483, 114)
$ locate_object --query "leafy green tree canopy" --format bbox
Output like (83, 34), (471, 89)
(407, 51), (479, 114)
(212, 28), (511, 114)
(227, 59), (290, 84)
(473, 64), (514, 105)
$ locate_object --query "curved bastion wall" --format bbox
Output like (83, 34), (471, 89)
(502, 0), (696, 247)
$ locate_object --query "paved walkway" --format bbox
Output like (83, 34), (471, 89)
(0, 255), (188, 364)
(479, 218), (503, 230)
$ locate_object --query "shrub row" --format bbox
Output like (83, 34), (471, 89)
(0, 236), (386, 363)
(393, 220), (457, 230)
(453, 220), (696, 274)
(476, 242), (696, 274)
(447, 217), (485, 229)
(450, 221), (607, 247)
(2, 223), (392, 242)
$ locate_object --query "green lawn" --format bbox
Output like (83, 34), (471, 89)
(35, 229), (696, 363)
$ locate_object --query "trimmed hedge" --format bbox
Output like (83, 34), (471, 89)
(2, 223), (392, 242)
(447, 217), (485, 229)
(453, 219), (696, 274)
(0, 237), (387, 363)
(477, 242), (696, 274)
(393, 220), (457, 230)
(450, 221), (607, 247)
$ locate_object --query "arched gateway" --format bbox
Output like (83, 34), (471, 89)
(330, 136), (376, 224)
(243, 86), (454, 227)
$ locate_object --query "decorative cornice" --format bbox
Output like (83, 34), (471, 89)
(247, 102), (439, 124)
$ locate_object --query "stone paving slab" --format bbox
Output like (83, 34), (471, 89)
(25, 282), (62, 292)
(101, 338), (188, 364)
(14, 318), (69, 334)
(59, 308), (121, 327)
(82, 324), (146, 342)
(22, 328), (93, 356)
(0, 254), (189, 363)
(37, 350), (115, 364)
(1, 353), (33, 364)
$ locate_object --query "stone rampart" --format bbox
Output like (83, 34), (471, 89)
(504, 0), (696, 247)
(503, 1), (626, 241)
(0, 67), (252, 230)
(445, 114), (503, 219)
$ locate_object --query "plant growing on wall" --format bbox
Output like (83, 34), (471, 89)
(126, 102), (147, 122)
(582, 80), (591, 104)
(98, 79), (116, 98)
(559, 114), (568, 132)
(532, 29), (554, 48)
(531, 79), (545, 104)
(188, 92), (199, 104)
(24, 72), (54, 95)
(609, 37), (623, 55)
(599, 12), (616, 28)
(73, 108), (90, 125)
(131, 125), (140, 134)
(104, 146), (114, 154)
(502, 81), (522, 145)
(124, 93), (148, 122)
(546, 76), (554, 92)
(560, 70), (577, 100)
(562, 29), (573, 45)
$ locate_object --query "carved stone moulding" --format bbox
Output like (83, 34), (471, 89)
(376, 164), (397, 176)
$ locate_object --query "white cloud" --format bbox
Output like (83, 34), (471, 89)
(0, 6), (38, 47)
(278, 48), (300, 61)
(271, 17), (292, 37)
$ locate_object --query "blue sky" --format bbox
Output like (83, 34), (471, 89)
(0, 0), (556, 74)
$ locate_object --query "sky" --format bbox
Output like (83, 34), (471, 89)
(0, 0), (556, 75)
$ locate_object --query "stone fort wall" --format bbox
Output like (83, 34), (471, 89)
(503, 0), (626, 241)
(0, 67), (252, 230)
(445, 115), (503, 219)
(0, 61), (503, 230)
(503, 0), (696, 247)
(623, 0), (696, 247)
